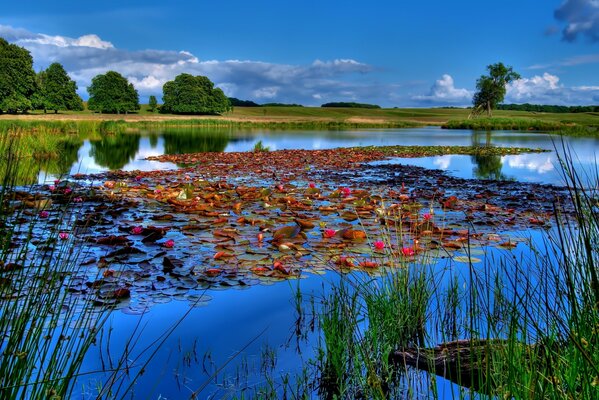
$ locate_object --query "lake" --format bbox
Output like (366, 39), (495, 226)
(40, 126), (599, 186)
(11, 126), (598, 398)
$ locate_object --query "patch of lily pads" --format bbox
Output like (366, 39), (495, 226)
(2, 145), (569, 313)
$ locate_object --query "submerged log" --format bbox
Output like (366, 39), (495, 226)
(389, 339), (513, 394)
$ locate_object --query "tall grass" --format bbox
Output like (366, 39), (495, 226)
(0, 133), (111, 398)
(443, 117), (599, 136)
(285, 146), (599, 399)
(0, 132), (185, 399)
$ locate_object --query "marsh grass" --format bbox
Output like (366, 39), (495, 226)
(0, 133), (111, 399)
(0, 132), (189, 399)
(443, 117), (599, 136)
(237, 145), (598, 399)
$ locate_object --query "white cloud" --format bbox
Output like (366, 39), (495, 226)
(253, 86), (279, 99)
(1, 24), (390, 105)
(506, 72), (599, 104)
(554, 0), (599, 42)
(412, 74), (472, 106)
(0, 25), (113, 49)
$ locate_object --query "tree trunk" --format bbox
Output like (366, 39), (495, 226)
(487, 101), (492, 117)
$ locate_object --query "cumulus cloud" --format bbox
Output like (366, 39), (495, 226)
(554, 0), (599, 42)
(506, 72), (599, 105)
(0, 24), (388, 105)
(412, 74), (472, 106)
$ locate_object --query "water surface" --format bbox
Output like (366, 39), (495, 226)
(37, 126), (599, 186)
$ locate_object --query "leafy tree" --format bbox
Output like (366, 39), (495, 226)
(148, 95), (158, 112)
(87, 71), (139, 114)
(160, 73), (231, 115)
(0, 38), (37, 114)
(472, 62), (520, 117)
(36, 63), (83, 113)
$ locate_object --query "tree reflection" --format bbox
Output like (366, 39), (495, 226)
(89, 133), (141, 170)
(45, 139), (83, 177)
(162, 129), (230, 155)
(471, 130), (505, 180)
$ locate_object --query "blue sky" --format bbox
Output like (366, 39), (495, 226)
(1, 0), (599, 106)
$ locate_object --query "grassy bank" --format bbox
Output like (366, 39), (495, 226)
(443, 117), (599, 135)
(2, 107), (598, 134)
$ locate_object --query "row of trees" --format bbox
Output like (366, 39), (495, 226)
(1, 37), (230, 115)
(1, 38), (83, 113)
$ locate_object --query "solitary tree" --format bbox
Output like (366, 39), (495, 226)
(0, 38), (37, 113)
(87, 71), (139, 114)
(160, 73), (230, 115)
(148, 95), (158, 112)
(36, 63), (84, 113)
(471, 63), (520, 117)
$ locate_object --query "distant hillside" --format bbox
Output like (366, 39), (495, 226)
(321, 102), (381, 109)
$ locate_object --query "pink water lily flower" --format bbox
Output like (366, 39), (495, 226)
(73, 197), (83, 203)
(309, 182), (316, 188)
(163, 239), (175, 248)
(59, 232), (69, 240)
(341, 187), (351, 197)
(423, 213), (432, 221)
(401, 247), (415, 257)
(374, 240), (385, 250)
(64, 188), (72, 195)
(131, 226), (144, 235)
(39, 210), (49, 218)
(49, 185), (56, 191)
(324, 229), (336, 238)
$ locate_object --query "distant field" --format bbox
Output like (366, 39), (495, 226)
(1, 106), (598, 128)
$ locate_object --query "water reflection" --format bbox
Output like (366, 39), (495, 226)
(162, 129), (230, 155)
(14, 126), (596, 186)
(470, 131), (505, 180)
(89, 133), (141, 170)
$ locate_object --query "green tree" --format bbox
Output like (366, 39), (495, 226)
(160, 73), (230, 115)
(148, 95), (158, 112)
(0, 38), (37, 114)
(36, 63), (84, 113)
(87, 71), (140, 114)
(471, 62), (520, 117)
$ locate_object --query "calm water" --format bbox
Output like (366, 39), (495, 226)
(38, 127), (596, 397)
(38, 126), (599, 186)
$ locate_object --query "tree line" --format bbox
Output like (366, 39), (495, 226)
(0, 37), (230, 115)
(497, 103), (599, 113)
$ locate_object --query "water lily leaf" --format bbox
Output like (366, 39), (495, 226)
(339, 228), (367, 240)
(273, 225), (301, 241)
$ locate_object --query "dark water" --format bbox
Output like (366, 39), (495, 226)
(40, 127), (594, 398)
(37, 127), (599, 186)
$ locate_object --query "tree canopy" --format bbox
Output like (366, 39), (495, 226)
(148, 95), (158, 112)
(87, 71), (140, 114)
(472, 63), (520, 117)
(0, 38), (37, 113)
(161, 73), (230, 115)
(35, 63), (83, 113)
